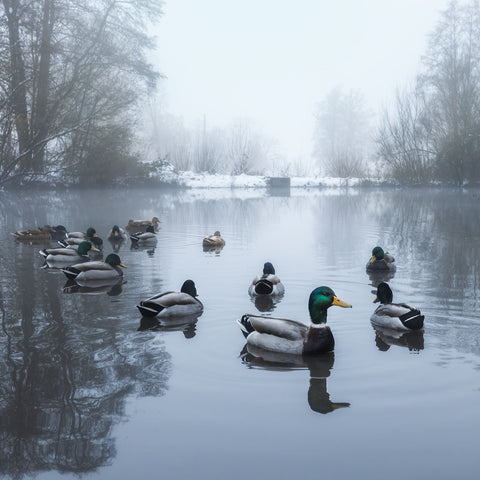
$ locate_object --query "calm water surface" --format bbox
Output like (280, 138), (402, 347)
(0, 187), (479, 480)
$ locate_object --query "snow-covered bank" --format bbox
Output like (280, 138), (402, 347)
(155, 163), (378, 189)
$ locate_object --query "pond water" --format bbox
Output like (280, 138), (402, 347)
(0, 187), (479, 480)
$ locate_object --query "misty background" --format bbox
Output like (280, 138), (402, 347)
(2, 0), (480, 187)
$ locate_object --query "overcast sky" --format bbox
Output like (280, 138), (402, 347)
(153, 0), (450, 165)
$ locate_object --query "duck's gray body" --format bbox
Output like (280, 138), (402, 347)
(248, 274), (285, 296)
(63, 260), (124, 282)
(240, 315), (334, 355)
(137, 291), (203, 318)
(371, 302), (424, 330)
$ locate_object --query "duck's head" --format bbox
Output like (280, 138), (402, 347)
(308, 286), (352, 324)
(263, 262), (275, 275)
(111, 225), (120, 236)
(369, 246), (385, 263)
(146, 225), (155, 234)
(181, 279), (198, 297)
(86, 227), (97, 239)
(91, 236), (103, 251)
(213, 231), (221, 236)
(105, 253), (126, 268)
(373, 282), (393, 304)
(77, 241), (96, 255)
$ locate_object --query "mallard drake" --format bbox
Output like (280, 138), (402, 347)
(11, 225), (66, 242)
(370, 282), (424, 330)
(366, 246), (396, 272)
(62, 253), (126, 282)
(39, 241), (98, 263)
(108, 225), (128, 241)
(59, 235), (103, 252)
(202, 231), (225, 248)
(136, 280), (204, 318)
(248, 262), (285, 296)
(66, 227), (97, 240)
(238, 286), (352, 355)
(125, 217), (160, 234)
(130, 225), (157, 247)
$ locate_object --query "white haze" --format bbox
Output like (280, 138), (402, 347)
(152, 0), (450, 168)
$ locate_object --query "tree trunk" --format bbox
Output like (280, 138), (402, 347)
(32, 0), (55, 172)
(3, 0), (31, 171)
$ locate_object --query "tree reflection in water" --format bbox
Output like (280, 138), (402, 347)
(0, 258), (171, 478)
(240, 345), (350, 414)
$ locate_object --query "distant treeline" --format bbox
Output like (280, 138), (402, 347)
(2, 1), (480, 187)
(375, 0), (480, 185)
(0, 0), (162, 187)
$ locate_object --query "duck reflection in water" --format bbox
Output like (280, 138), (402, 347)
(240, 345), (350, 414)
(138, 314), (200, 339)
(373, 325), (424, 353)
(63, 278), (126, 296)
(368, 269), (396, 288)
(250, 294), (284, 313)
(202, 243), (225, 255)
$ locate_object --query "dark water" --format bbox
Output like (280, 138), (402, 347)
(0, 187), (479, 480)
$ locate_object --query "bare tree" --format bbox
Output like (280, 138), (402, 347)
(420, 0), (480, 184)
(0, 0), (163, 186)
(376, 86), (435, 183)
(313, 87), (369, 177)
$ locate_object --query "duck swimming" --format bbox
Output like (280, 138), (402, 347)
(248, 262), (285, 296)
(39, 241), (98, 264)
(202, 231), (225, 248)
(366, 246), (396, 272)
(136, 280), (204, 318)
(62, 253), (126, 282)
(125, 217), (160, 234)
(108, 225), (128, 241)
(238, 286), (352, 355)
(66, 227), (97, 241)
(370, 282), (424, 330)
(11, 225), (66, 242)
(130, 225), (157, 247)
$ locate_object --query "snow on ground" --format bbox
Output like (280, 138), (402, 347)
(155, 163), (373, 189)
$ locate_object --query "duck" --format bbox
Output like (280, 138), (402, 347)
(366, 246), (396, 272)
(238, 286), (352, 355)
(125, 217), (160, 234)
(108, 225), (128, 241)
(62, 253), (126, 282)
(11, 225), (66, 242)
(59, 234), (103, 251)
(248, 262), (285, 296)
(66, 227), (97, 241)
(202, 230), (225, 248)
(130, 225), (157, 247)
(370, 282), (424, 330)
(39, 241), (98, 263)
(136, 280), (204, 318)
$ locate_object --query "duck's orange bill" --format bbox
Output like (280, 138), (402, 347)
(332, 296), (352, 308)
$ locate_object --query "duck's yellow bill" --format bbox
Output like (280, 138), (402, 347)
(373, 296), (379, 303)
(332, 296), (352, 308)
(120, 262), (127, 268)
(91, 246), (100, 252)
(369, 255), (376, 264)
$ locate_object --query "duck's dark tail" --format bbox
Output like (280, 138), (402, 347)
(237, 314), (254, 338)
(254, 279), (274, 295)
(39, 249), (48, 258)
(136, 301), (164, 317)
(62, 266), (81, 280)
(399, 309), (424, 330)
